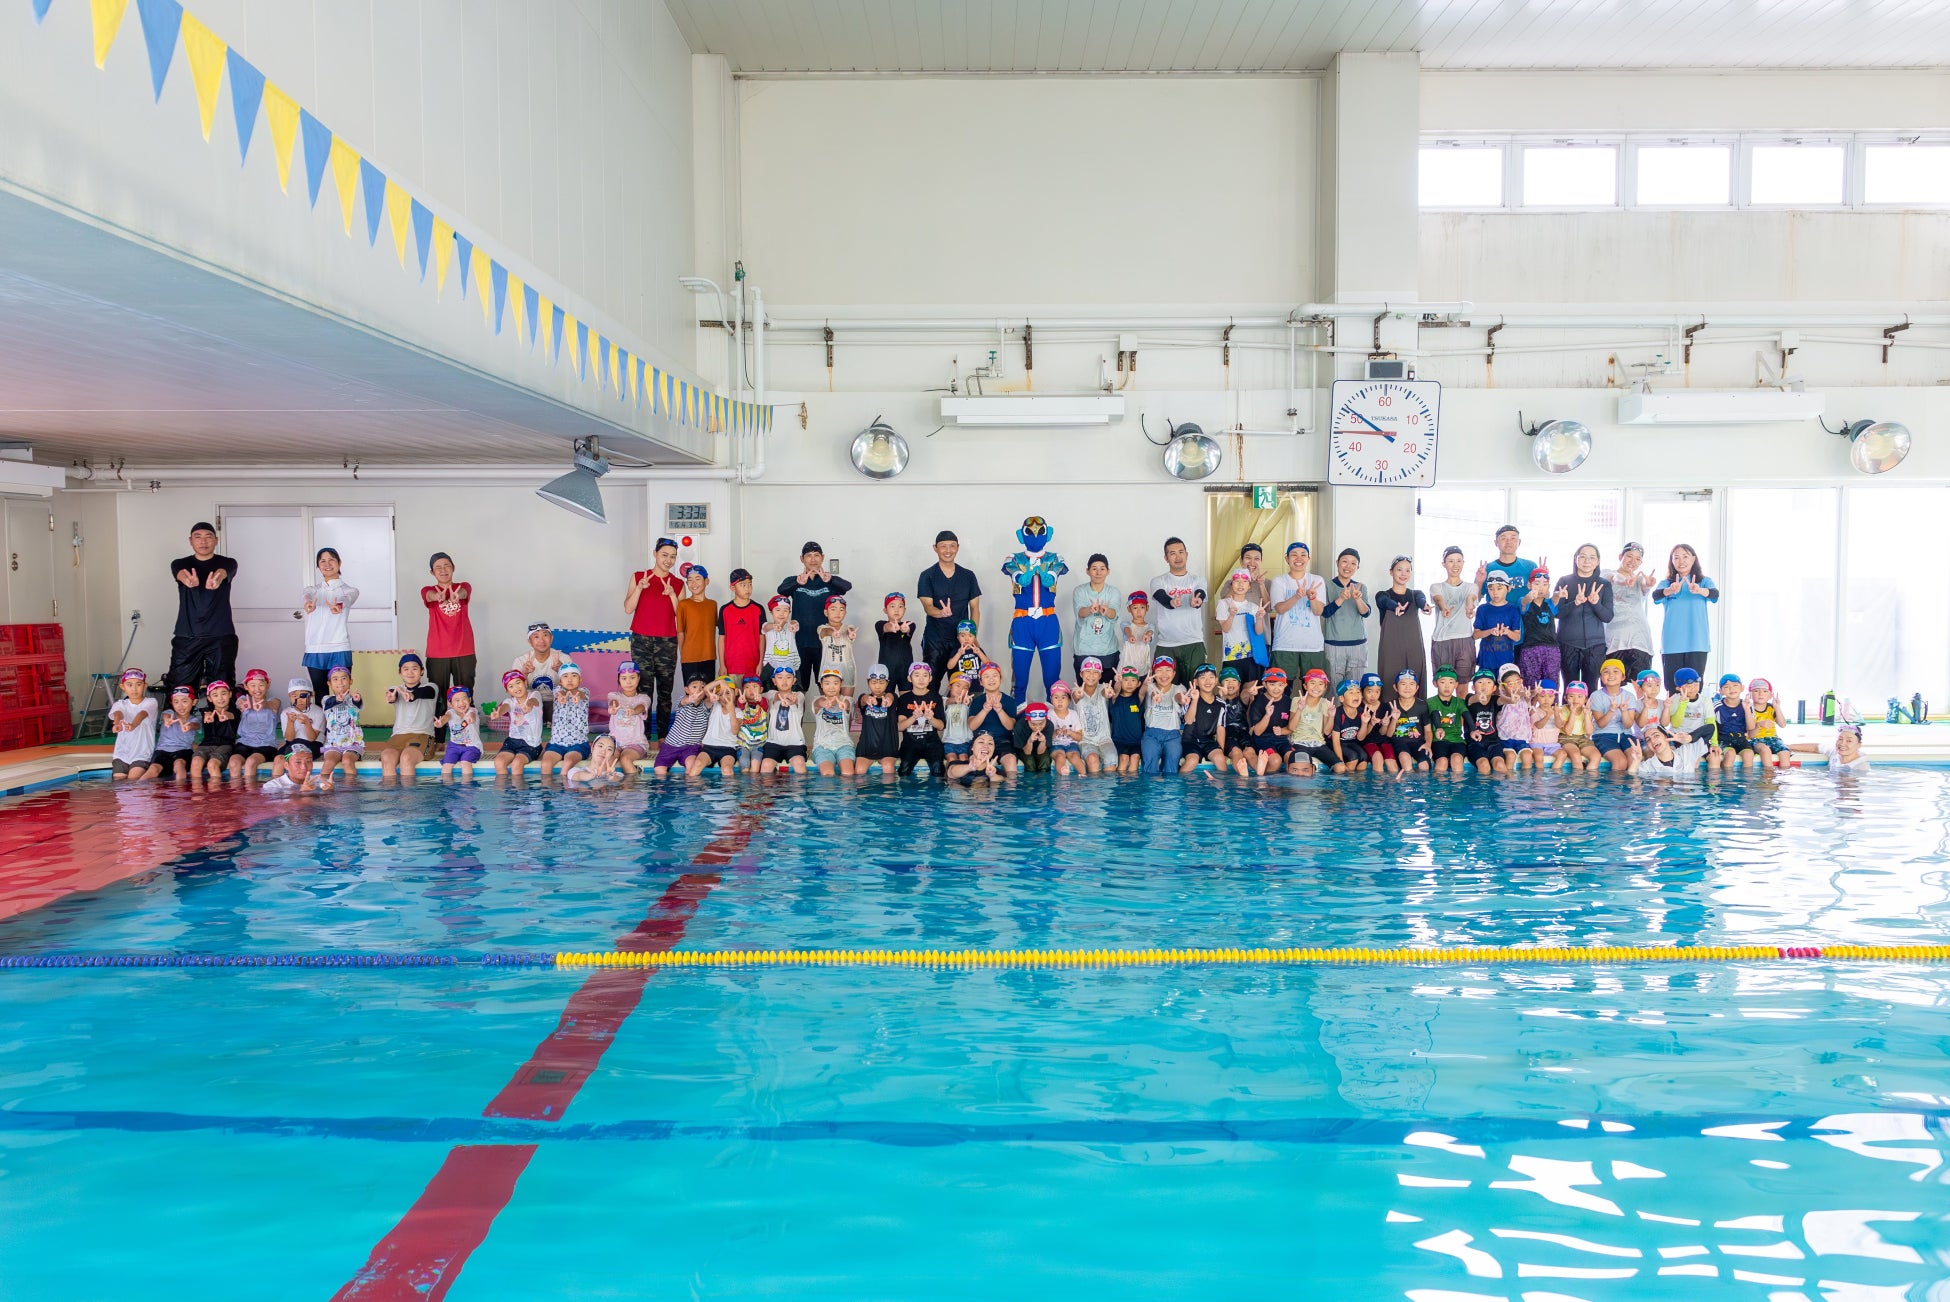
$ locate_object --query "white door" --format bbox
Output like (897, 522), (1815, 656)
(220, 505), (397, 678)
(1628, 489), (1721, 665)
(3, 499), (56, 623)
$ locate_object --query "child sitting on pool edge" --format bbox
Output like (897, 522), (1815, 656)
(436, 686), (482, 779)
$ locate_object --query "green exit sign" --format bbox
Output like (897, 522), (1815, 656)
(1252, 484), (1278, 510)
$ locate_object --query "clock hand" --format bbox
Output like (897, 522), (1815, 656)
(1346, 409), (1397, 442)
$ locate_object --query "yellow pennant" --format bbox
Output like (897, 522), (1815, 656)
(180, 15), (226, 140)
(90, 0), (129, 68)
(328, 138), (360, 235)
(384, 182), (411, 265)
(609, 345), (622, 395)
(263, 82), (300, 193)
(432, 218), (454, 294)
(537, 295), (554, 358)
(508, 274), (526, 343)
(470, 248), (492, 325)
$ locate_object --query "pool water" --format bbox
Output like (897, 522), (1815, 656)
(1, 771), (1948, 1299)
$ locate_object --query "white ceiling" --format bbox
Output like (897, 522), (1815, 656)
(666, 0), (1950, 73)
(0, 191), (708, 469)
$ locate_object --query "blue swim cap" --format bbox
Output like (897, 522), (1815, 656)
(1537, 678), (1558, 692)
(1395, 668), (1418, 682)
(1336, 679), (1358, 695)
(1360, 672), (1383, 688)
(1719, 673), (1742, 687)
(1673, 667), (1701, 687)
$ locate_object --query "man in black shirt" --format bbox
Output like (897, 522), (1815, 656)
(918, 529), (982, 680)
(776, 540), (851, 676)
(167, 521), (239, 692)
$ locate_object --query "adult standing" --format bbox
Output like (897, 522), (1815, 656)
(166, 521), (239, 691)
(1475, 525), (1541, 596)
(1428, 545), (1477, 681)
(1070, 553), (1123, 683)
(1373, 555), (1429, 689)
(1652, 542), (1719, 690)
(777, 541), (852, 680)
(301, 547), (359, 699)
(1267, 542), (1327, 681)
(1149, 537), (1208, 682)
(1552, 544), (1615, 687)
(1321, 548), (1372, 686)
(421, 552), (476, 723)
(918, 530), (981, 679)
(1602, 541), (1657, 682)
(625, 537), (683, 740)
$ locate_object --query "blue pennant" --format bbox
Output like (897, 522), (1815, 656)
(575, 320), (588, 378)
(225, 50), (265, 164)
(358, 159), (386, 246)
(453, 234), (474, 296)
(410, 200), (433, 280)
(489, 262), (508, 333)
(32, 0), (53, 22)
(298, 109), (332, 207)
(550, 305), (565, 362)
(136, 0), (184, 101)
(522, 283), (539, 347)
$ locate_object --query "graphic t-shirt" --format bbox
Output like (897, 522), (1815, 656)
(897, 689), (944, 735)
(765, 693), (804, 746)
(421, 582), (474, 658)
(1427, 695), (1466, 743)
(1269, 573), (1327, 653)
(1070, 585), (1124, 657)
(1148, 571), (1208, 647)
(1294, 698), (1332, 746)
(1249, 694), (1293, 741)
(1473, 602), (1522, 671)
(1389, 698), (1431, 743)
(1464, 701), (1499, 743)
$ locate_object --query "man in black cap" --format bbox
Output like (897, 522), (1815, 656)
(776, 540), (851, 681)
(166, 521), (239, 691)
(918, 529), (982, 679)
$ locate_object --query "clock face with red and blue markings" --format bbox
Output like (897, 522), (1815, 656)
(1329, 379), (1441, 487)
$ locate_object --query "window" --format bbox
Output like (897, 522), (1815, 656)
(1509, 490), (1624, 583)
(1749, 144), (1845, 205)
(1413, 489), (1505, 591)
(1635, 144), (1731, 206)
(1419, 146), (1504, 208)
(1724, 490), (1837, 710)
(1863, 144), (1950, 205)
(1840, 486), (1950, 710)
(1522, 146), (1617, 206)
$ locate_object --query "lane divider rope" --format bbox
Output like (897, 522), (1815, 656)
(5, 944), (1948, 970)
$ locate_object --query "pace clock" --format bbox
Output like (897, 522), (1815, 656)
(1327, 379), (1441, 487)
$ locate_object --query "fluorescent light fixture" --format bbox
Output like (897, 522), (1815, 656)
(1617, 389), (1826, 425)
(939, 395), (1126, 427)
(536, 438), (611, 523)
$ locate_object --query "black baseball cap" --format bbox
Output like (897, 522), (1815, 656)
(801, 540), (823, 556)
(190, 521), (216, 534)
(728, 567), (752, 584)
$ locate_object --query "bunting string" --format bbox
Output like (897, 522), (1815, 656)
(38, 0), (771, 437)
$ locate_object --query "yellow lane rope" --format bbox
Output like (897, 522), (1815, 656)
(553, 943), (1950, 969)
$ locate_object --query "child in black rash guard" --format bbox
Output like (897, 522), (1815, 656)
(876, 594), (917, 685)
(1245, 667), (1294, 776)
(1464, 669), (1506, 774)
(895, 662), (946, 778)
(1179, 664), (1225, 771)
(856, 664), (899, 780)
(1386, 669), (1432, 773)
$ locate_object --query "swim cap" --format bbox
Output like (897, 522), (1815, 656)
(1673, 667), (1701, 687)
(1359, 672), (1383, 688)
(1565, 680), (1590, 696)
(287, 677), (311, 695)
(771, 664), (797, 680)
(1286, 541), (1309, 554)
(1153, 656), (1176, 670)
(1637, 669), (1662, 684)
(768, 595), (791, 610)
(1719, 673), (1742, 687)
(1218, 667), (1240, 681)
(1529, 570), (1551, 584)
(1303, 668), (1329, 684)
(728, 568), (752, 584)
(527, 622), (551, 634)
(1049, 682), (1073, 698)
(1837, 723), (1863, 738)
(868, 664), (890, 681)
(908, 662), (932, 676)
(448, 685), (470, 699)
(1442, 545), (1463, 560)
(884, 592), (906, 606)
(1600, 658), (1625, 675)
(170, 684), (194, 698)
(1537, 678), (1559, 692)
(502, 670), (527, 688)
(1120, 666), (1144, 678)
(801, 540), (823, 556)
(979, 661), (1001, 676)
(819, 668), (843, 681)
(1338, 547), (1360, 562)
(1079, 656), (1104, 674)
(1262, 668), (1288, 684)
(1498, 663), (1523, 678)
(617, 660), (640, 675)
(428, 551), (453, 570)
(1749, 677), (1772, 692)
(1396, 669), (1419, 682)
(244, 668), (269, 684)
(957, 619), (978, 634)
(398, 653), (423, 669)
(1486, 571), (1512, 587)
(120, 668), (148, 683)
(1229, 569), (1252, 584)
(1024, 702), (1049, 720)
(825, 594), (847, 607)
(1434, 665), (1458, 681)
(1336, 679), (1358, 695)
(205, 680), (230, 693)
(685, 564), (709, 580)
(1127, 592), (1149, 605)
(1470, 669), (1495, 683)
(1195, 663), (1219, 679)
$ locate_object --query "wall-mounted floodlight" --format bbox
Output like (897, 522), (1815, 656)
(1822, 417), (1911, 475)
(849, 419), (909, 480)
(1520, 413), (1593, 474)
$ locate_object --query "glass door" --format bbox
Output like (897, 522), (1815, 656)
(1627, 490), (1720, 672)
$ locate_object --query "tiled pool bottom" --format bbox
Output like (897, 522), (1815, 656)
(0, 773), (1946, 1299)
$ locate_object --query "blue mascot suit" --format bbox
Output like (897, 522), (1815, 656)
(1001, 516), (1068, 697)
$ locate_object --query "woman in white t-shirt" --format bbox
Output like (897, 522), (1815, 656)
(302, 546), (360, 698)
(1786, 724), (1871, 773)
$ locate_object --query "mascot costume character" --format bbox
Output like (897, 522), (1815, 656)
(1001, 515), (1068, 697)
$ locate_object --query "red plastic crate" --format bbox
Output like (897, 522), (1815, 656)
(27, 623), (62, 656)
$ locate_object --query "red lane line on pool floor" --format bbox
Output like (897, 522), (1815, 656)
(0, 786), (284, 920)
(333, 812), (765, 1302)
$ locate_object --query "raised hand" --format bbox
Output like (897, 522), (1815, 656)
(176, 567), (198, 588)
(204, 568), (228, 590)
(1474, 560), (1487, 585)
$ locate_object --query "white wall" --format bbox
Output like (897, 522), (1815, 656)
(0, 0), (698, 396)
(738, 76), (1315, 310)
(1421, 70), (1950, 134)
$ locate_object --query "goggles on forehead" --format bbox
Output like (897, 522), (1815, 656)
(1021, 516), (1049, 537)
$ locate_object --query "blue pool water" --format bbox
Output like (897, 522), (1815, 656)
(1, 771), (1948, 1299)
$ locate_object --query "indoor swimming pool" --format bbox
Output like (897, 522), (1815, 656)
(0, 771), (1946, 1299)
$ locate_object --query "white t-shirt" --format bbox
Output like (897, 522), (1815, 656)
(301, 580), (360, 654)
(1048, 706), (1086, 746)
(110, 697), (159, 763)
(1214, 597), (1262, 663)
(262, 770), (325, 793)
(1634, 751), (1695, 779)
(1268, 573), (1327, 653)
(766, 692), (804, 745)
(701, 703), (738, 749)
(1148, 571), (1207, 647)
(1821, 744), (1870, 773)
(1428, 580), (1474, 642)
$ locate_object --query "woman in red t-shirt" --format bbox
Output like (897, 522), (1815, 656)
(625, 538), (683, 739)
(422, 552), (476, 729)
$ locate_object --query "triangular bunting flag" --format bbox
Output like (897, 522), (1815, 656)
(385, 182), (411, 265)
(565, 316), (581, 374)
(545, 301), (561, 360)
(490, 261), (508, 334)
(263, 81), (298, 190)
(522, 284), (540, 348)
(91, 0), (130, 68)
(410, 199), (433, 279)
(33, 0), (53, 22)
(135, 0), (182, 101)
(226, 51), (264, 163)
(509, 275), (526, 343)
(596, 336), (609, 390)
(298, 109), (332, 207)
(452, 233), (473, 296)
(471, 248), (492, 325)
(359, 159), (386, 245)
(432, 218), (454, 294)
(180, 13), (225, 139)
(635, 358), (647, 407)
(328, 136), (361, 234)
